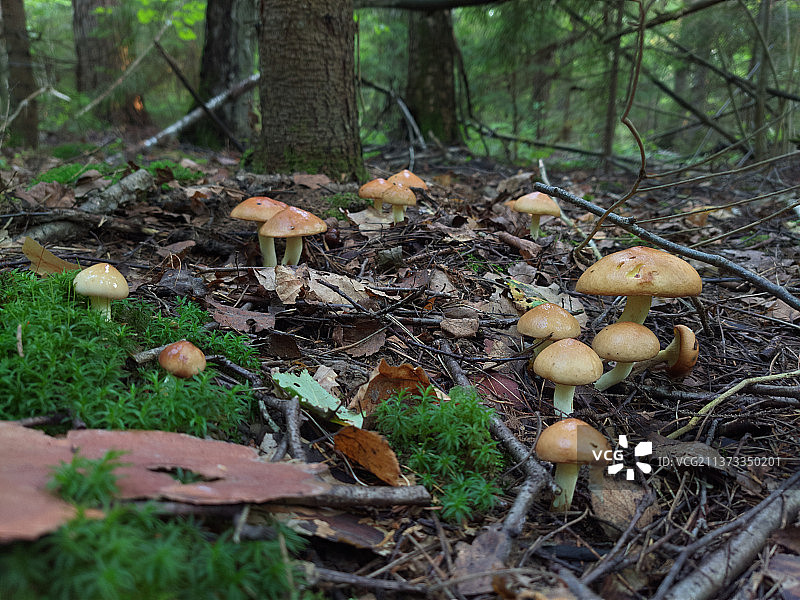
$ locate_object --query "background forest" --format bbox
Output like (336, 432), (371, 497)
(1, 0), (798, 168)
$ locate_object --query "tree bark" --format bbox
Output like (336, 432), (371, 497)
(182, 0), (257, 147)
(2, 0), (38, 147)
(252, 0), (364, 180)
(602, 0), (623, 169)
(406, 9), (460, 144)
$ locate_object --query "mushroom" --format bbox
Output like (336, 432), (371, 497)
(158, 340), (206, 378)
(575, 246), (702, 324)
(592, 322), (660, 391)
(535, 418), (611, 511)
(382, 182), (417, 224)
(511, 192), (561, 238)
(648, 324), (699, 377)
(517, 302), (580, 357)
(358, 178), (393, 212)
(387, 169), (428, 190)
(533, 338), (603, 417)
(258, 206), (327, 266)
(73, 262), (129, 321)
(230, 196), (288, 267)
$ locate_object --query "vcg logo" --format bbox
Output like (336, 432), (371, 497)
(592, 435), (653, 480)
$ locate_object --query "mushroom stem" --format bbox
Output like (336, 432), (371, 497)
(88, 296), (113, 321)
(533, 339), (555, 357)
(282, 237), (304, 266)
(391, 204), (406, 223)
(551, 462), (580, 511)
(552, 383), (577, 417)
(529, 214), (543, 238)
(258, 234), (278, 268)
(372, 198), (383, 212)
(594, 361), (635, 391)
(654, 335), (680, 366)
(618, 295), (652, 324)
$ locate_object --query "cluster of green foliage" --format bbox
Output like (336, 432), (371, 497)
(321, 191), (366, 218)
(32, 158), (203, 189)
(375, 386), (503, 523)
(1, 451), (314, 599)
(0, 270), (253, 437)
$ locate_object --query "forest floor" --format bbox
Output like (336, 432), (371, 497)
(1, 141), (800, 599)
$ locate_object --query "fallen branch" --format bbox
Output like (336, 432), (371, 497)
(534, 182), (800, 312)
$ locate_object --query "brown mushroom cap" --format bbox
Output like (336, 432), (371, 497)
(258, 206), (328, 238)
(533, 338), (603, 386)
(575, 246), (702, 298)
(517, 303), (580, 340)
(592, 322), (660, 362)
(381, 182), (417, 207)
(358, 178), (393, 200)
(512, 192), (561, 217)
(535, 418), (611, 465)
(73, 263), (129, 300)
(664, 325), (699, 376)
(387, 169), (428, 190)
(230, 196), (288, 222)
(159, 340), (206, 378)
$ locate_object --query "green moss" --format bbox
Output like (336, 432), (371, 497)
(375, 386), (504, 523)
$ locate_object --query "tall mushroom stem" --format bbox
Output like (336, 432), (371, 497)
(89, 296), (113, 321)
(258, 234), (278, 268)
(594, 362), (635, 391)
(551, 462), (580, 511)
(618, 295), (652, 324)
(282, 237), (304, 266)
(391, 205), (406, 224)
(552, 383), (577, 417)
(529, 214), (543, 238)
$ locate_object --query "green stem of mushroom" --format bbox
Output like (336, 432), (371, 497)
(529, 215), (542, 238)
(533, 339), (554, 357)
(551, 462), (580, 511)
(594, 362), (635, 391)
(654, 335), (680, 368)
(259, 235), (278, 268)
(617, 295), (652, 324)
(391, 205), (406, 224)
(373, 198), (383, 212)
(552, 383), (577, 417)
(282, 237), (304, 266)
(89, 296), (113, 321)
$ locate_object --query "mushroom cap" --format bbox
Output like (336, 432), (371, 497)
(517, 302), (580, 340)
(358, 178), (392, 200)
(158, 340), (206, 378)
(73, 263), (129, 299)
(535, 418), (611, 465)
(575, 246), (702, 298)
(592, 322), (660, 362)
(258, 206), (327, 238)
(533, 338), (603, 386)
(381, 182), (417, 207)
(230, 196), (288, 222)
(387, 169), (428, 190)
(512, 192), (561, 217)
(665, 325), (699, 376)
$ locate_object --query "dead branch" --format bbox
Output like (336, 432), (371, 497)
(534, 182), (800, 313)
(311, 566), (427, 594)
(297, 483), (431, 508)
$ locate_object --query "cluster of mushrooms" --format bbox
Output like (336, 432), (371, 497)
(72, 263), (207, 379)
(509, 193), (702, 510)
(357, 169), (428, 224)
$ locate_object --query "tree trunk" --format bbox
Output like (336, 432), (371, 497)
(601, 0), (623, 169)
(72, 0), (151, 125)
(182, 0), (257, 147)
(753, 0), (770, 159)
(2, 0), (37, 147)
(252, 0), (364, 180)
(406, 9), (459, 144)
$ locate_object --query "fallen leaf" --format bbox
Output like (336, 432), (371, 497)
(293, 172), (331, 189)
(332, 319), (386, 357)
(766, 554), (800, 600)
(154, 240), (196, 259)
(471, 373), (525, 409)
(274, 265), (305, 304)
(22, 237), (81, 275)
(348, 360), (432, 418)
(452, 524), (512, 595)
(346, 207), (393, 238)
(590, 478), (659, 538)
(440, 317), (480, 338)
(206, 297), (276, 333)
(273, 370), (363, 427)
(334, 426), (402, 486)
(313, 365), (340, 395)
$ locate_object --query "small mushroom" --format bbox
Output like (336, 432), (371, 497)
(535, 418), (611, 511)
(517, 302), (580, 357)
(230, 196), (289, 267)
(511, 192), (561, 238)
(158, 340), (206, 378)
(73, 263), (129, 321)
(387, 169), (428, 190)
(575, 246), (702, 324)
(258, 206), (327, 266)
(533, 338), (603, 417)
(592, 322), (660, 391)
(381, 182), (417, 224)
(657, 324), (699, 377)
(358, 178), (393, 212)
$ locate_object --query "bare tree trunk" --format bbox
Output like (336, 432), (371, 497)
(182, 0), (257, 147)
(1, 0), (37, 147)
(406, 9), (460, 144)
(602, 0), (623, 169)
(252, 0), (364, 180)
(753, 0), (771, 158)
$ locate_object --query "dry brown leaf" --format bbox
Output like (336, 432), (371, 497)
(313, 366), (340, 395)
(346, 207), (394, 238)
(293, 172), (331, 189)
(590, 478), (659, 538)
(348, 359), (431, 418)
(274, 265), (305, 303)
(332, 319), (386, 357)
(206, 297), (276, 333)
(440, 317), (480, 338)
(22, 237), (81, 275)
(334, 426), (402, 486)
(452, 524), (512, 595)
